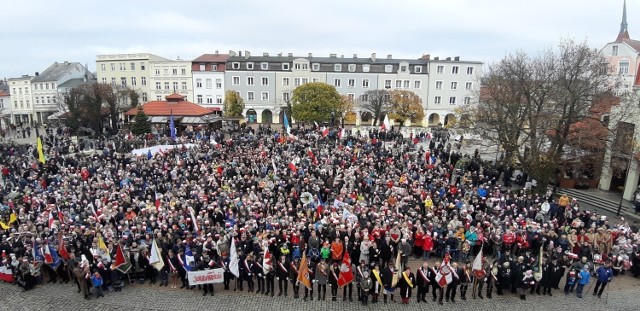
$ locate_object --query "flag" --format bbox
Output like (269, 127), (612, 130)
(32, 241), (44, 262)
(43, 243), (54, 264)
(113, 243), (126, 269)
(37, 137), (46, 163)
(0, 265), (14, 283)
(338, 128), (345, 139)
(229, 238), (240, 278)
(263, 249), (272, 275)
(147, 150), (153, 160)
(45, 244), (62, 269)
(149, 239), (165, 271)
(321, 127), (329, 138)
(271, 158), (278, 175)
(0, 212), (17, 229)
(392, 250), (402, 287)
(183, 246), (194, 271)
(337, 251), (355, 287)
(283, 112), (291, 135)
(307, 148), (316, 162)
(170, 112), (176, 140)
(58, 239), (70, 261)
(48, 210), (55, 229)
(154, 192), (161, 208)
(472, 249), (486, 278)
(381, 114), (391, 131)
(97, 235), (111, 261)
(189, 207), (199, 236)
(297, 252), (312, 290)
(436, 252), (454, 287)
(288, 161), (297, 173)
(313, 121), (318, 128)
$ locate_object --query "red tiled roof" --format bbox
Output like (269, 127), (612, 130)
(193, 54), (229, 63)
(621, 38), (640, 52)
(125, 98), (214, 117)
(165, 93), (185, 100)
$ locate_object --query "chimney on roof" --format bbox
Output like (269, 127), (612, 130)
(353, 54), (357, 58)
(446, 57), (451, 61)
(330, 53), (337, 58)
(238, 51), (242, 57)
(63, 61), (69, 65)
(420, 54), (431, 60)
(387, 54), (392, 59)
(215, 50), (219, 55)
(277, 53), (283, 57)
(371, 53), (376, 62)
(288, 53), (293, 57)
(244, 51), (251, 59)
(454, 56), (460, 61)
(35, 72), (39, 76)
(263, 52), (269, 57)
(340, 55), (344, 58)
(308, 53), (313, 57)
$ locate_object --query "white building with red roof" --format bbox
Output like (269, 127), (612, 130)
(192, 52), (228, 109)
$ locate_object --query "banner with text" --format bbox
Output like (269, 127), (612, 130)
(187, 268), (224, 285)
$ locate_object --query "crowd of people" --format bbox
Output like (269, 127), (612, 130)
(0, 123), (639, 306)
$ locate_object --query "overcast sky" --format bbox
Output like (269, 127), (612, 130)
(0, 0), (631, 78)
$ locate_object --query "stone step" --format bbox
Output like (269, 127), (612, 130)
(556, 188), (640, 222)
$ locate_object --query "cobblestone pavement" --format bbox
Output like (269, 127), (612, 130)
(1, 275), (639, 311)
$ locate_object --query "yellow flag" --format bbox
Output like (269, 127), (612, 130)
(0, 213), (17, 229)
(97, 235), (108, 252)
(37, 137), (46, 163)
(297, 252), (312, 290)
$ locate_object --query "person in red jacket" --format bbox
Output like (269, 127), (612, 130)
(414, 229), (424, 258)
(422, 233), (434, 260)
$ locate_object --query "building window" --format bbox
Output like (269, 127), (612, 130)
(247, 76), (254, 86)
(403, 80), (410, 89)
(111, 63), (116, 71)
(451, 82), (458, 90)
(283, 92), (290, 102)
(142, 93), (147, 102)
(363, 64), (370, 73)
(466, 67), (474, 75)
(181, 68), (186, 75)
(101, 64), (106, 71)
(247, 62), (254, 70)
(361, 94), (369, 102)
(612, 45), (619, 56)
(35, 97), (40, 104)
(464, 96), (471, 105)
(232, 62), (240, 69)
(232, 76), (240, 85)
(45, 83), (49, 90)
(141, 77), (146, 86)
(619, 60), (630, 75)
(155, 69), (160, 75)
(282, 77), (290, 86)
(362, 79), (370, 88)
(294, 63), (301, 70)
(261, 77), (269, 86)
(164, 69), (169, 75)
(261, 91), (269, 101)
(400, 65), (407, 72)
(302, 63), (308, 70)
(261, 63), (269, 70)
(247, 91), (255, 101)
(111, 78), (116, 86)
(197, 95), (203, 104)
(348, 64), (356, 72)
(395, 80), (402, 88)
(101, 78), (107, 84)
(435, 81), (443, 90)
(200, 64), (206, 71)
(157, 95), (162, 100)
(312, 63), (320, 71)
(172, 82), (178, 90)
(414, 80), (421, 89)
(414, 66), (422, 73)
(196, 79), (203, 88)
(384, 80), (391, 89)
(294, 78), (301, 87)
(206, 96), (213, 104)
(130, 62), (135, 70)
(171, 69), (177, 75)
(206, 79), (212, 89)
(211, 65), (218, 71)
(282, 63), (290, 70)
(140, 62), (146, 70)
(465, 82), (473, 90)
(120, 63), (125, 71)
(164, 82), (170, 90)
(156, 82), (161, 90)
(385, 65), (393, 73)
(348, 78), (355, 87)
(301, 78), (309, 84)
(216, 79), (222, 88)
(449, 96), (456, 104)
(334, 78), (341, 87)
(437, 65), (444, 74)
(182, 82), (187, 90)
(216, 96), (222, 104)
(348, 93), (355, 101)
(452, 66), (459, 74)
(434, 96), (441, 104)
(131, 77), (137, 86)
(334, 64), (342, 72)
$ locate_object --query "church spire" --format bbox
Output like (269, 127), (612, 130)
(617, 0), (631, 41)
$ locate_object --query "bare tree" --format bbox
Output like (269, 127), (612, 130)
(359, 90), (390, 126)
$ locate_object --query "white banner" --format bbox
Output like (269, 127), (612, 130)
(187, 268), (225, 285)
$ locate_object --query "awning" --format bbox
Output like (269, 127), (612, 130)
(149, 116), (169, 123)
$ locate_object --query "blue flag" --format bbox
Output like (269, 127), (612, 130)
(47, 246), (62, 270)
(147, 150), (152, 160)
(183, 246), (194, 271)
(170, 112), (176, 140)
(283, 112), (291, 135)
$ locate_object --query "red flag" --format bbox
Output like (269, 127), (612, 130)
(321, 127), (329, 138)
(337, 252), (355, 287)
(436, 252), (453, 287)
(113, 244), (126, 268)
(288, 161), (297, 173)
(307, 148), (316, 161)
(262, 249), (272, 275)
(58, 242), (70, 260)
(155, 192), (161, 208)
(48, 211), (55, 229)
(43, 244), (53, 264)
(58, 211), (65, 225)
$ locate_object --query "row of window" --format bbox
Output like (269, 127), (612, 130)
(101, 77), (148, 87)
(230, 62), (425, 74)
(433, 96), (471, 105)
(34, 96), (57, 104)
(154, 81), (189, 91)
(435, 65), (474, 75)
(154, 68), (188, 76)
(101, 62), (146, 71)
(12, 99), (30, 109)
(195, 78), (223, 89)
(434, 81), (474, 91)
(197, 64), (219, 71)
(32, 83), (56, 91)
(196, 94), (223, 104)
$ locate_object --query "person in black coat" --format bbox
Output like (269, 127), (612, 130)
(398, 266), (415, 304)
(276, 255), (289, 296)
(381, 260), (396, 303)
(430, 261), (443, 304)
(253, 254), (265, 294)
(540, 256), (555, 295)
(329, 262), (340, 301)
(416, 261), (430, 303)
(445, 262), (461, 303)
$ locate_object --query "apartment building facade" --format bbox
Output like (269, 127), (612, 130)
(96, 53), (170, 103)
(7, 75), (34, 125)
(191, 53), (228, 109)
(31, 61), (91, 123)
